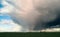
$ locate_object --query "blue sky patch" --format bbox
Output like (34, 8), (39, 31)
(0, 13), (11, 20)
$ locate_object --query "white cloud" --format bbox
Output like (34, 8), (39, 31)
(0, 0), (14, 13)
(0, 0), (23, 32)
(0, 0), (25, 32)
(0, 19), (22, 32)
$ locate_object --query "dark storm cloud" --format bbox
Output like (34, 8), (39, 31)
(9, 0), (60, 31)
(33, 0), (60, 30)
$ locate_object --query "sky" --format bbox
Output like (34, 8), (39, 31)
(0, 14), (22, 32)
(0, 0), (22, 32)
